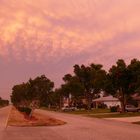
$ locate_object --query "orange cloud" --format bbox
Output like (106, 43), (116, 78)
(1, 0), (140, 99)
(0, 0), (140, 65)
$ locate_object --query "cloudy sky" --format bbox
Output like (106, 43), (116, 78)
(0, 0), (140, 99)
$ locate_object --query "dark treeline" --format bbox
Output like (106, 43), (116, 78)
(11, 58), (140, 114)
(0, 97), (9, 107)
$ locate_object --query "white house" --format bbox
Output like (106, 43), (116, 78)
(93, 95), (121, 108)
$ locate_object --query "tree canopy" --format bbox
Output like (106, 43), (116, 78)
(0, 97), (9, 107)
(11, 75), (54, 110)
(10, 58), (140, 112)
(104, 59), (140, 112)
(59, 63), (106, 110)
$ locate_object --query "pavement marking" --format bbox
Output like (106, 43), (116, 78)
(5, 106), (12, 129)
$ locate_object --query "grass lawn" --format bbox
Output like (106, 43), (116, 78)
(61, 108), (140, 119)
(42, 107), (140, 119)
(41, 107), (110, 114)
(87, 112), (140, 118)
(0, 106), (6, 108)
(65, 108), (110, 115)
(133, 121), (140, 125)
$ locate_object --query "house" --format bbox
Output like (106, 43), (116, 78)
(63, 97), (70, 107)
(63, 94), (73, 107)
(132, 93), (140, 107)
(93, 95), (121, 109)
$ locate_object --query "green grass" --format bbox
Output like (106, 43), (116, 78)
(87, 112), (140, 118)
(40, 107), (58, 111)
(133, 121), (140, 125)
(41, 107), (110, 114)
(41, 107), (140, 119)
(0, 106), (5, 109)
(63, 108), (110, 115)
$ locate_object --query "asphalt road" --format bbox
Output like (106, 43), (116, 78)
(0, 106), (140, 140)
(0, 106), (10, 130)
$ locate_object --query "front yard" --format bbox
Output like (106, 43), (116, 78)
(65, 109), (140, 119)
(42, 107), (140, 124)
(87, 112), (140, 118)
(63, 108), (110, 115)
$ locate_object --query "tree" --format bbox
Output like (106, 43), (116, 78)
(11, 83), (30, 107)
(11, 75), (54, 116)
(0, 97), (9, 107)
(63, 74), (84, 97)
(105, 59), (140, 112)
(62, 74), (85, 107)
(52, 88), (67, 109)
(73, 64), (106, 110)
(28, 75), (54, 107)
(128, 59), (140, 93)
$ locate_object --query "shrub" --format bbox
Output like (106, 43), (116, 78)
(110, 106), (118, 112)
(18, 107), (32, 116)
(98, 103), (107, 109)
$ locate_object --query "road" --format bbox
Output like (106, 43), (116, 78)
(0, 106), (140, 140)
(0, 106), (10, 130)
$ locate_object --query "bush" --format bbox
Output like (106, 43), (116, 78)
(18, 107), (32, 116)
(98, 103), (107, 109)
(110, 106), (118, 112)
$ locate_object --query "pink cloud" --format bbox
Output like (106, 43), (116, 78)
(1, 0), (140, 98)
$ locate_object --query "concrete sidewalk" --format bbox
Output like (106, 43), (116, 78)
(106, 116), (140, 123)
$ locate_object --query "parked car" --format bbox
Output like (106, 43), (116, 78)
(61, 106), (77, 112)
(125, 105), (140, 112)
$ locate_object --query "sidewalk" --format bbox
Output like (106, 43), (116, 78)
(106, 116), (140, 123)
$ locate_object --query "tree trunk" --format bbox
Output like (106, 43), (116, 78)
(120, 88), (126, 113)
(59, 95), (63, 109)
(120, 100), (125, 113)
(87, 93), (92, 110)
(29, 108), (34, 118)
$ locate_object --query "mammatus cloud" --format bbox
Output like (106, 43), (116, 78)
(0, 0), (140, 98)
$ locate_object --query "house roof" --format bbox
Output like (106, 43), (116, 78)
(93, 95), (119, 102)
(132, 93), (140, 101)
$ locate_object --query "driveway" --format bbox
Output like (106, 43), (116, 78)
(0, 107), (140, 140)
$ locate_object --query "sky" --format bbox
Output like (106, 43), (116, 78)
(0, 0), (140, 99)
